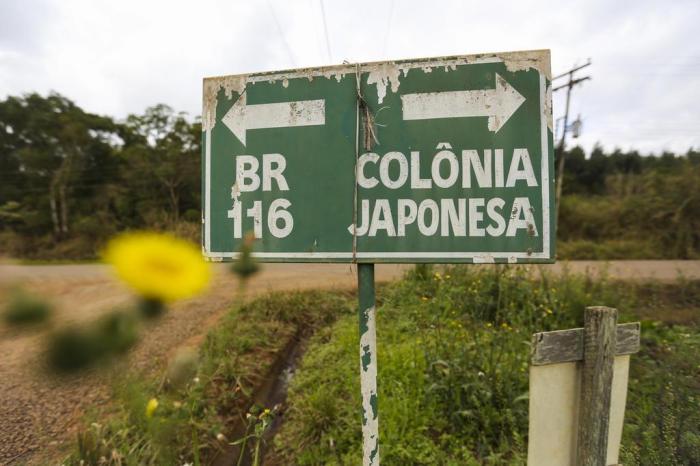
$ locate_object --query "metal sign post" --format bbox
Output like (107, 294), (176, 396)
(358, 263), (379, 465)
(201, 49), (555, 465)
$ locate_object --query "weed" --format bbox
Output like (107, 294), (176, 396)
(271, 266), (699, 465)
(64, 270), (700, 465)
(63, 290), (352, 465)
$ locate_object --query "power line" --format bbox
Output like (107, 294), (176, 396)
(319, 0), (333, 63)
(382, 0), (395, 58)
(552, 62), (592, 81)
(266, 0), (297, 67)
(552, 75), (591, 92)
(309, 0), (325, 64)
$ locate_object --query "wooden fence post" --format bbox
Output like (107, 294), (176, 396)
(577, 306), (618, 466)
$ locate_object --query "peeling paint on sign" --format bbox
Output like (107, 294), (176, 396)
(202, 75), (246, 131)
(545, 83), (553, 131)
(366, 62), (403, 104)
(202, 50), (550, 125)
(202, 49), (555, 264)
(500, 49), (552, 79)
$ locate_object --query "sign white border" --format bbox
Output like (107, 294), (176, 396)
(204, 57), (552, 263)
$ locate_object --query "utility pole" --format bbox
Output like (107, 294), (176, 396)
(553, 60), (592, 227)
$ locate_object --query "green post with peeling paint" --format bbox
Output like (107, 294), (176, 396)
(358, 263), (379, 465)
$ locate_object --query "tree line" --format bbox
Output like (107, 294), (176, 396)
(0, 92), (200, 258)
(0, 92), (698, 259)
(557, 144), (700, 259)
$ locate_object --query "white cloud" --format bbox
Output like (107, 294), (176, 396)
(0, 0), (698, 154)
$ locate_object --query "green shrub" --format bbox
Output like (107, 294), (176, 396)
(620, 323), (700, 465)
(2, 288), (52, 325)
(272, 266), (699, 465)
(63, 290), (352, 465)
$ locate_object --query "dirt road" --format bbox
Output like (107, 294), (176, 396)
(0, 260), (698, 464)
(0, 263), (408, 465)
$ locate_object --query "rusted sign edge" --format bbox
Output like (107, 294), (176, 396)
(202, 49), (552, 132)
(203, 48), (552, 85)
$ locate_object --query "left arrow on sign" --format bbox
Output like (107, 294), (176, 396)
(401, 73), (525, 132)
(222, 95), (325, 146)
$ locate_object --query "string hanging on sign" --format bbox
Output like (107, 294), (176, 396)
(352, 62), (386, 262)
(352, 63), (361, 263)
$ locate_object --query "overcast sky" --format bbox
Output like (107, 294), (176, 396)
(1, 0), (698, 154)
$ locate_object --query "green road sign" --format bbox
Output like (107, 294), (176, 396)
(202, 49), (555, 263)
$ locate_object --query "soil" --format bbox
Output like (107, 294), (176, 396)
(0, 263), (406, 465)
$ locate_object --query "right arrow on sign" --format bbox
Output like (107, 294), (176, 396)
(400, 73), (525, 132)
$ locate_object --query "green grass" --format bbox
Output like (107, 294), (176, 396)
(2, 288), (52, 325)
(64, 267), (700, 465)
(621, 321), (700, 464)
(63, 290), (353, 465)
(269, 266), (700, 465)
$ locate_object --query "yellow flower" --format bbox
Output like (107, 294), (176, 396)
(104, 232), (211, 302)
(145, 398), (159, 418)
